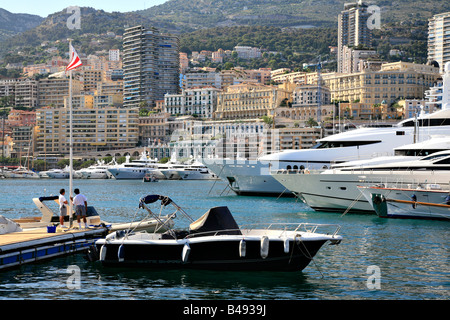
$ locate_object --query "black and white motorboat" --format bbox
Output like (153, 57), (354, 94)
(92, 195), (342, 271)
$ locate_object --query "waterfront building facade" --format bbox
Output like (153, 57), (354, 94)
(214, 83), (291, 120)
(35, 106), (139, 156)
(323, 62), (441, 109)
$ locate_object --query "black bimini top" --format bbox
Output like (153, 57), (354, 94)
(189, 206), (242, 236)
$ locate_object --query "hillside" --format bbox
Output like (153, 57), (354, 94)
(136, 0), (450, 31)
(0, 1), (446, 67)
(0, 8), (43, 41)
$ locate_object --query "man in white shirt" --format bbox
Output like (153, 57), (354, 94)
(72, 188), (88, 229)
(58, 188), (68, 227)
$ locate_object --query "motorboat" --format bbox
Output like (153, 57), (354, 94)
(91, 195), (342, 271)
(273, 150), (450, 213)
(358, 184), (450, 220)
(12, 195), (174, 233)
(175, 161), (220, 180)
(202, 63), (450, 197)
(2, 166), (40, 179)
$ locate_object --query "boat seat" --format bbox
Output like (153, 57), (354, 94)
(161, 230), (190, 240)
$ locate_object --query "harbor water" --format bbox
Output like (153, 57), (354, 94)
(0, 179), (448, 300)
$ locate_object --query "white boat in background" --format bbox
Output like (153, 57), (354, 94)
(45, 166), (70, 179)
(77, 159), (117, 179)
(358, 184), (450, 220)
(160, 164), (186, 180)
(175, 161), (220, 180)
(108, 152), (160, 180)
(2, 166), (40, 179)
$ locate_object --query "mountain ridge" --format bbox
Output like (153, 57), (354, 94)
(0, 8), (44, 41)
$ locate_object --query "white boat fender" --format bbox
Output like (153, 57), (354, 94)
(260, 236), (269, 259)
(239, 239), (246, 258)
(283, 238), (290, 254)
(99, 245), (107, 261)
(182, 242), (191, 263)
(118, 244), (124, 262)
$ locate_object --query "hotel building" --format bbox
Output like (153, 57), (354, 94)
(214, 83), (291, 120)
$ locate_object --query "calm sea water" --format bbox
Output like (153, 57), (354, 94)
(0, 178), (448, 301)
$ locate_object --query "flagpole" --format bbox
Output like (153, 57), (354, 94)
(68, 39), (74, 228)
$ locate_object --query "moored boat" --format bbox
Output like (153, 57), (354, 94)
(13, 195), (174, 233)
(92, 195), (342, 271)
(358, 184), (450, 220)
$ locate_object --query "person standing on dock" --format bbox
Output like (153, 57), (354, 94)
(72, 188), (88, 229)
(59, 188), (69, 228)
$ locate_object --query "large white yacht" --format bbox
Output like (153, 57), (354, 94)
(107, 152), (160, 180)
(272, 139), (450, 213)
(203, 62), (450, 197)
(76, 159), (118, 179)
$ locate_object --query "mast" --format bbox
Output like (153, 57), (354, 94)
(68, 39), (74, 227)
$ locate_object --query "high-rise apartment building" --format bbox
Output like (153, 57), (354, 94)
(123, 25), (180, 109)
(428, 12), (450, 74)
(337, 1), (372, 73)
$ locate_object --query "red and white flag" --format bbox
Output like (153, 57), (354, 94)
(66, 44), (83, 71)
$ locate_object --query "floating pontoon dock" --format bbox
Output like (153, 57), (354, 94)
(0, 227), (108, 271)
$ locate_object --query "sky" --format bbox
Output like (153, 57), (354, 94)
(1, 0), (168, 17)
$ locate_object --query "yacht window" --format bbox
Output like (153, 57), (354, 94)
(421, 153), (450, 161)
(315, 140), (382, 149)
(434, 158), (450, 164)
(396, 131), (405, 135)
(401, 118), (450, 127)
(340, 187), (347, 190)
(286, 165), (292, 170)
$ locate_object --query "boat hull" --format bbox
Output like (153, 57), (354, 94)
(203, 160), (291, 196)
(95, 237), (329, 271)
(273, 170), (450, 213)
(359, 186), (450, 220)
